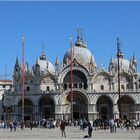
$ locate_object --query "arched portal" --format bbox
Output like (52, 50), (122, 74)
(63, 70), (88, 90)
(18, 99), (33, 121)
(117, 96), (135, 120)
(39, 96), (55, 119)
(66, 91), (88, 120)
(97, 95), (113, 120)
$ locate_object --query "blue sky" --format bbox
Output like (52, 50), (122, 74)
(0, 1), (140, 79)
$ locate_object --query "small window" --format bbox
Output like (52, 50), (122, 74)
(3, 85), (5, 88)
(15, 68), (18, 72)
(84, 83), (88, 89)
(27, 86), (30, 91)
(101, 85), (104, 90)
(79, 83), (82, 88)
(47, 86), (50, 91)
(121, 85), (124, 89)
(69, 84), (71, 88)
(64, 84), (67, 90)
(74, 83), (77, 88)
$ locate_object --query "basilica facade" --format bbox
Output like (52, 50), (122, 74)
(2, 34), (140, 122)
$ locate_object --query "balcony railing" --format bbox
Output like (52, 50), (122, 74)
(62, 82), (88, 91)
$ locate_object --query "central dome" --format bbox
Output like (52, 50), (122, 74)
(63, 39), (96, 66)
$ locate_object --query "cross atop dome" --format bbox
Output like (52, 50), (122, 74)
(75, 27), (87, 48)
(77, 27), (83, 41)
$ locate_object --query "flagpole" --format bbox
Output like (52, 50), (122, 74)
(70, 36), (73, 124)
(22, 35), (25, 124)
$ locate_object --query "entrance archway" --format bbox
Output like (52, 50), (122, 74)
(18, 99), (33, 121)
(67, 91), (88, 120)
(39, 96), (55, 119)
(97, 95), (113, 120)
(117, 96), (135, 120)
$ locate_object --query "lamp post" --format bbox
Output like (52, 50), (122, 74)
(117, 38), (122, 119)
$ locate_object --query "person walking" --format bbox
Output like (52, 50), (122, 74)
(88, 121), (93, 138)
(29, 121), (33, 130)
(13, 121), (17, 131)
(114, 120), (117, 133)
(60, 120), (66, 137)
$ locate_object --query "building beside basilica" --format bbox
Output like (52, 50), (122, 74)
(2, 33), (140, 122)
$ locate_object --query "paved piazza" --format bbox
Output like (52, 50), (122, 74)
(0, 126), (139, 140)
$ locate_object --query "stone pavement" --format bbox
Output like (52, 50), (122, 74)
(0, 126), (139, 140)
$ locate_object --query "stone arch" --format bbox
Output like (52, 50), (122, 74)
(59, 66), (89, 84)
(18, 98), (34, 121)
(38, 96), (55, 119)
(59, 89), (90, 105)
(117, 95), (135, 120)
(60, 90), (88, 120)
(63, 70), (88, 91)
(96, 95), (113, 120)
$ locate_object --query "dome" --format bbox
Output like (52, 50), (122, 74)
(63, 42), (96, 66)
(114, 58), (130, 72)
(38, 59), (55, 74)
(34, 49), (55, 74)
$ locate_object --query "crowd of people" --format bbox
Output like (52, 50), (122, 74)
(0, 117), (140, 138)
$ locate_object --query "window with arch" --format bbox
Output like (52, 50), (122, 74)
(46, 86), (50, 91)
(27, 86), (30, 91)
(100, 85), (104, 90)
(64, 84), (67, 90)
(121, 85), (125, 90)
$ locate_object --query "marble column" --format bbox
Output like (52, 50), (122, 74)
(113, 104), (119, 119)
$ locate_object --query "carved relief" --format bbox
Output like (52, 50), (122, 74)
(42, 77), (54, 84)
(94, 75), (109, 84)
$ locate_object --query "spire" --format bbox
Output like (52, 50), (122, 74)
(110, 56), (114, 64)
(40, 47), (46, 60)
(36, 57), (39, 66)
(132, 53), (137, 65)
(90, 54), (93, 65)
(55, 56), (59, 65)
(15, 56), (19, 67)
(129, 57), (132, 67)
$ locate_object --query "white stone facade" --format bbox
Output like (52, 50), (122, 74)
(2, 35), (140, 121)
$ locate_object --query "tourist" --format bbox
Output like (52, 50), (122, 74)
(13, 121), (17, 131)
(88, 121), (93, 137)
(114, 120), (117, 133)
(60, 120), (66, 137)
